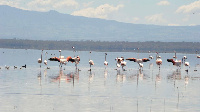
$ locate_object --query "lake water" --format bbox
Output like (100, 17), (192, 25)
(0, 48), (200, 112)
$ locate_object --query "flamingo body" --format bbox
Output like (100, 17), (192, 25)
(149, 56), (153, 59)
(156, 59), (162, 65)
(104, 61), (108, 66)
(38, 58), (42, 63)
(89, 60), (94, 65)
(185, 62), (189, 66)
(44, 60), (47, 65)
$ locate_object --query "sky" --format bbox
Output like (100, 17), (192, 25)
(0, 0), (200, 26)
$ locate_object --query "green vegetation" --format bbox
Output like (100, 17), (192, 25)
(0, 39), (200, 53)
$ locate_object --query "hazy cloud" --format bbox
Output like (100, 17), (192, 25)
(145, 14), (166, 23)
(0, 0), (20, 8)
(53, 0), (78, 9)
(27, 0), (78, 12)
(157, 1), (170, 6)
(168, 24), (180, 26)
(176, 1), (200, 13)
(132, 17), (140, 23)
(83, 1), (94, 8)
(72, 4), (124, 19)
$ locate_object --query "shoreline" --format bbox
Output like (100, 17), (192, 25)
(0, 39), (200, 54)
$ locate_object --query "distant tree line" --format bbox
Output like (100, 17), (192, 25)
(0, 39), (200, 53)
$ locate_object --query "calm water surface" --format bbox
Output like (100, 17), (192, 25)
(0, 49), (200, 112)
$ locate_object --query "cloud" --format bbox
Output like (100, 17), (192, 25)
(83, 1), (94, 8)
(168, 24), (180, 26)
(145, 14), (166, 23)
(176, 1), (200, 13)
(132, 17), (139, 23)
(27, 0), (78, 12)
(157, 1), (170, 6)
(189, 24), (196, 26)
(0, 0), (20, 8)
(71, 4), (124, 19)
(53, 0), (78, 9)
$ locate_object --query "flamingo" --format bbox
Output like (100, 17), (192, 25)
(156, 52), (162, 70)
(63, 47), (81, 70)
(115, 57), (127, 71)
(182, 56), (189, 66)
(149, 51), (153, 59)
(48, 50), (68, 67)
(167, 51), (181, 68)
(183, 56), (189, 73)
(196, 51), (200, 58)
(44, 52), (48, 65)
(126, 58), (149, 70)
(126, 48), (149, 70)
(104, 53), (108, 66)
(5, 65), (10, 69)
(89, 51), (94, 71)
(38, 50), (43, 68)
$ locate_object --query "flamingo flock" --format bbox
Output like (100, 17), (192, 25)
(36, 49), (200, 73)
(3, 48), (200, 73)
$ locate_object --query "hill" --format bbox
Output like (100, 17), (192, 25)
(0, 5), (200, 42)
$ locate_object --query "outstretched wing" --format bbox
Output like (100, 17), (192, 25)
(142, 58), (150, 62)
(126, 58), (136, 62)
(48, 57), (60, 62)
(67, 56), (75, 63)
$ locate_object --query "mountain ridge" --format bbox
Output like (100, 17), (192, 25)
(0, 5), (200, 42)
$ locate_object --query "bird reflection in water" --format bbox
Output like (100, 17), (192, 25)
(116, 70), (126, 83)
(38, 69), (42, 86)
(88, 70), (95, 82)
(50, 67), (79, 87)
(167, 69), (181, 80)
(104, 69), (108, 86)
(126, 69), (149, 87)
(156, 71), (161, 82)
(88, 70), (95, 92)
(155, 71), (161, 90)
(149, 63), (153, 69)
(184, 75), (189, 87)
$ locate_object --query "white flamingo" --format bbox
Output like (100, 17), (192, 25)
(104, 53), (108, 66)
(115, 57), (127, 71)
(149, 51), (153, 59)
(167, 51), (181, 68)
(67, 47), (80, 70)
(196, 51), (200, 58)
(38, 50), (43, 68)
(126, 48), (149, 70)
(44, 52), (48, 65)
(156, 52), (162, 70)
(89, 51), (94, 71)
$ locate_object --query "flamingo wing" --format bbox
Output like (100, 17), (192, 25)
(126, 58), (136, 62)
(48, 57), (60, 62)
(142, 58), (150, 62)
(67, 56), (75, 63)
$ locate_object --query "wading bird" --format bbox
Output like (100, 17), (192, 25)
(67, 47), (80, 70)
(126, 48), (150, 70)
(104, 53), (108, 67)
(196, 51), (200, 58)
(44, 52), (48, 65)
(156, 52), (162, 70)
(149, 51), (153, 59)
(115, 57), (127, 71)
(167, 51), (181, 68)
(89, 51), (94, 71)
(38, 50), (43, 68)
(126, 58), (150, 70)
(48, 50), (68, 67)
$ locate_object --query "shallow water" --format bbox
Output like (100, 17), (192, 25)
(0, 49), (200, 112)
